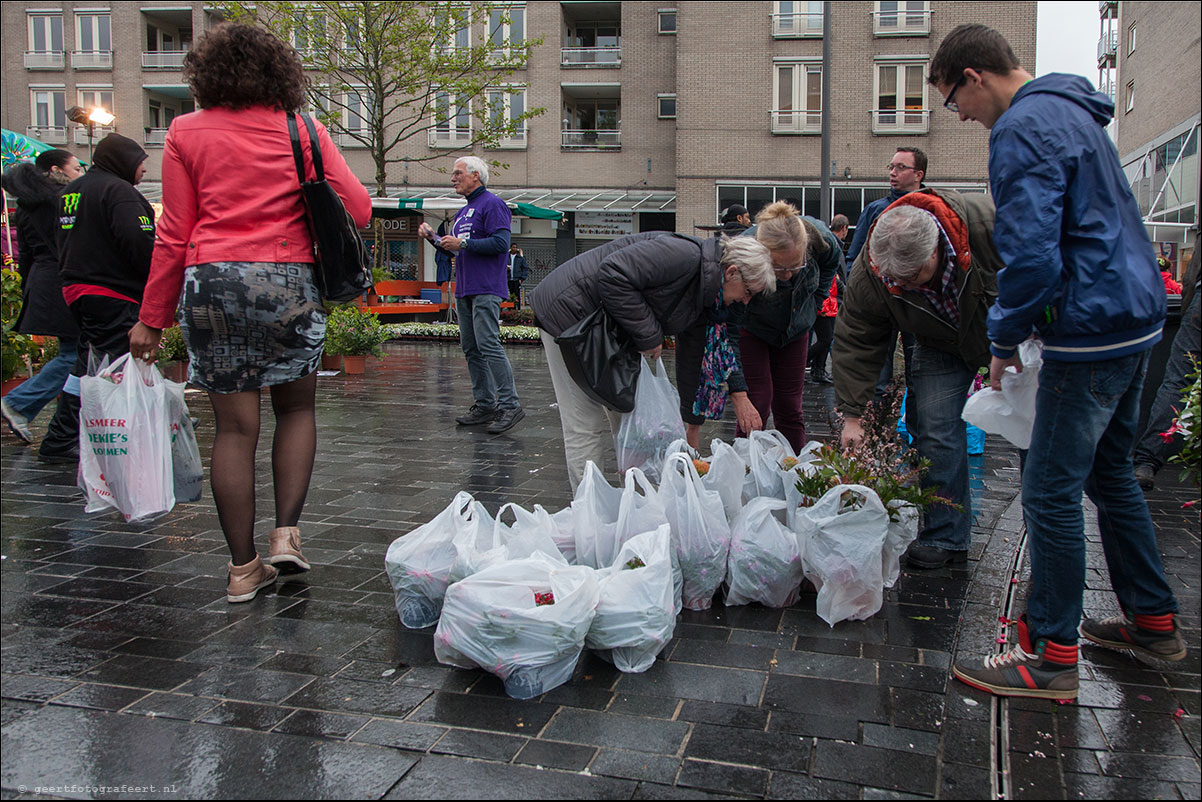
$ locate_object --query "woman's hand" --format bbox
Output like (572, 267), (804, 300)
(641, 344), (663, 361)
(731, 392), (762, 434)
(128, 322), (163, 363)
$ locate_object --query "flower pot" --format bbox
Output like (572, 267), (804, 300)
(1, 376), (28, 396)
(366, 294), (380, 306)
(161, 360), (189, 383)
(343, 354), (367, 375)
(321, 353), (342, 371)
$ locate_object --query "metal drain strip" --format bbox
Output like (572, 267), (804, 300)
(992, 522), (1028, 800)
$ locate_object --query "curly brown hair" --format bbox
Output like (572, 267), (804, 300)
(184, 23), (308, 111)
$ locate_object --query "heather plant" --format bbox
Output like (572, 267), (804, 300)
(1166, 355), (1200, 491)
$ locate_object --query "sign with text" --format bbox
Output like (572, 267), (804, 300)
(576, 211), (633, 238)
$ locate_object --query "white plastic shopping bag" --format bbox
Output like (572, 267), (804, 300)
(660, 452), (731, 610)
(434, 552), (600, 699)
(164, 378), (202, 503)
(448, 502), (566, 583)
(961, 339), (1042, 449)
(615, 358), (685, 483)
(587, 525), (676, 673)
(78, 354), (175, 522)
(797, 484), (890, 626)
(726, 497), (805, 608)
(882, 502), (919, 589)
(701, 438), (747, 524)
(781, 441), (825, 529)
(570, 461), (624, 570)
(384, 492), (493, 629)
(736, 430), (796, 501)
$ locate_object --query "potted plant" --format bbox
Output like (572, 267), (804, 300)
(1, 267), (35, 393)
(156, 325), (189, 383)
(366, 267), (390, 306)
(325, 304), (386, 375)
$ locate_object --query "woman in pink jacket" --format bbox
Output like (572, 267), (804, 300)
(130, 23), (371, 603)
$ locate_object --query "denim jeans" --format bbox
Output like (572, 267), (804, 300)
(906, 344), (977, 552)
(1022, 352), (1178, 645)
(1134, 291), (1201, 470)
(3, 339), (77, 420)
(457, 294), (519, 410)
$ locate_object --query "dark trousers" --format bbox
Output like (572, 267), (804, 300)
(736, 329), (810, 453)
(810, 315), (835, 375)
(41, 295), (140, 456)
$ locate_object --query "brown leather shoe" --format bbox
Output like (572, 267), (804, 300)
(226, 556), (278, 603)
(267, 526), (311, 573)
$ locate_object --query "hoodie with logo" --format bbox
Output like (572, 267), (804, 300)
(986, 73), (1164, 362)
(57, 133), (155, 304)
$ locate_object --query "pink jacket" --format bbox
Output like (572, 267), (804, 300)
(140, 105), (372, 329)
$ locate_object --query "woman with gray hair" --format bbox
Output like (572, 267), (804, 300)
(531, 232), (775, 491)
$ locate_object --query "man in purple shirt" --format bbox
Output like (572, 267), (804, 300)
(419, 156), (523, 434)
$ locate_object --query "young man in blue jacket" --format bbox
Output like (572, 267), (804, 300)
(929, 25), (1185, 701)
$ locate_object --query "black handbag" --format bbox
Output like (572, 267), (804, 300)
(286, 112), (373, 303)
(555, 306), (642, 413)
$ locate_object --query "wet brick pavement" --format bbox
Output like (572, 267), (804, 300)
(1, 340), (1198, 799)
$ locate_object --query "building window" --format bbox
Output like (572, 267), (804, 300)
(658, 10), (676, 34)
(773, 62), (821, 133)
(73, 13), (113, 69)
(489, 5), (526, 57)
(873, 1), (931, 36)
(562, 93), (621, 149)
(26, 13), (64, 69)
(430, 90), (472, 147)
(341, 88), (373, 147)
(874, 61), (928, 133)
(563, 22), (621, 67)
(1125, 81), (1135, 113)
(29, 88), (68, 143)
(1127, 23), (1136, 54)
(486, 86), (527, 148)
(77, 88), (114, 116)
(658, 94), (677, 119)
(773, 1), (823, 38)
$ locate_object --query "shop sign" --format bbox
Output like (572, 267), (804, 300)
(576, 211), (633, 237)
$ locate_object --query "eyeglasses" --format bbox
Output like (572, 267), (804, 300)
(943, 75), (968, 113)
(886, 163), (916, 173)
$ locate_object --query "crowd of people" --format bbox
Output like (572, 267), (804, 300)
(0, 22), (1190, 698)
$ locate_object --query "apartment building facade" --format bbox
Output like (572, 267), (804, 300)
(2, 1), (1036, 283)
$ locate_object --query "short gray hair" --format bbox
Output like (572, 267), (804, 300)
(869, 206), (939, 283)
(720, 236), (776, 296)
(454, 155), (489, 186)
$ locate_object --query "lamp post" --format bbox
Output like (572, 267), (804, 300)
(66, 105), (115, 164)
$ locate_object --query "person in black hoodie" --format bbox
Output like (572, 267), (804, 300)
(38, 133), (155, 462)
(1, 150), (82, 444)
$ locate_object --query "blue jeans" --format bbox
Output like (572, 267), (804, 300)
(1134, 291), (1201, 470)
(2, 339), (77, 420)
(1022, 352), (1178, 645)
(906, 345), (976, 552)
(457, 294), (519, 410)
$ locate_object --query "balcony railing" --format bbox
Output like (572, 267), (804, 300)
(74, 125), (115, 145)
(336, 132), (369, 148)
(771, 109), (821, 134)
(561, 129), (621, 149)
(486, 128), (527, 149)
(1100, 79), (1116, 100)
(144, 128), (169, 147)
(142, 51), (187, 69)
(561, 47), (621, 67)
(771, 12), (823, 37)
(427, 127), (472, 148)
(872, 9), (932, 36)
(1097, 32), (1118, 62)
(24, 50), (65, 69)
(872, 108), (930, 134)
(72, 50), (113, 69)
(27, 126), (68, 144)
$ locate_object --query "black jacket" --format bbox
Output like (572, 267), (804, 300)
(57, 134), (155, 302)
(1, 163), (78, 338)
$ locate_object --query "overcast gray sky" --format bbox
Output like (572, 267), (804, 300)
(1036, 1), (1101, 86)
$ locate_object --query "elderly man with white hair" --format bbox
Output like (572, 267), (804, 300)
(420, 156), (524, 434)
(832, 189), (1003, 569)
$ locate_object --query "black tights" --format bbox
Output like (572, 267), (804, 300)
(208, 372), (318, 565)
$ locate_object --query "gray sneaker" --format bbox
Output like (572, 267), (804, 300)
(487, 406), (525, 434)
(1, 398), (33, 444)
(1079, 614), (1186, 662)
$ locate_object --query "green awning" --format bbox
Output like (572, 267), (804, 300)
(512, 202), (562, 221)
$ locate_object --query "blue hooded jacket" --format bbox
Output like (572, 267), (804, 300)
(987, 73), (1164, 361)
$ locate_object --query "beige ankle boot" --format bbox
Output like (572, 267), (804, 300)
(267, 526), (311, 573)
(227, 555), (278, 603)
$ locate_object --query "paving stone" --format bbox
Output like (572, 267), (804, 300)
(543, 708), (690, 754)
(80, 654), (209, 691)
(860, 722), (939, 756)
(940, 761), (992, 799)
(257, 652), (349, 677)
(685, 723), (809, 772)
(0, 699), (42, 728)
(618, 662), (766, 707)
(197, 700), (292, 731)
(407, 691), (556, 734)
(351, 718), (446, 751)
(763, 674), (889, 723)
(766, 710), (859, 741)
(0, 674), (80, 703)
(125, 692), (219, 722)
(395, 665), (479, 693)
(1095, 750), (1201, 783)
(431, 728), (527, 761)
(282, 676), (430, 718)
(630, 782), (746, 800)
(0, 644), (113, 680)
(590, 749), (682, 785)
(383, 754), (636, 800)
(669, 638), (778, 671)
(939, 716), (991, 767)
(812, 739), (937, 795)
(539, 683), (614, 710)
(1091, 708), (1195, 755)
(113, 637), (205, 660)
(37, 576), (160, 603)
(770, 650), (878, 684)
(514, 740), (596, 771)
(608, 694), (680, 719)
(180, 665), (315, 704)
(1008, 751), (1065, 799)
(272, 709), (369, 740)
(676, 759), (769, 797)
(767, 772), (861, 799)
(47, 683), (148, 712)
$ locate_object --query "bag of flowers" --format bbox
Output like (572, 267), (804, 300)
(659, 452), (730, 610)
(434, 552), (600, 699)
(726, 497), (805, 608)
(448, 502), (566, 584)
(614, 357), (686, 484)
(797, 484), (889, 626)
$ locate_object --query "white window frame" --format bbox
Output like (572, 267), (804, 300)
(872, 1), (931, 36)
(1127, 23), (1136, 55)
(873, 59), (929, 134)
(26, 12), (65, 69)
(73, 12), (113, 69)
(429, 89), (472, 148)
(485, 85), (527, 149)
(657, 93), (677, 119)
(30, 87), (68, 143)
(488, 5), (525, 58)
(1125, 81), (1135, 114)
(75, 87), (115, 143)
(773, 1), (823, 38)
(772, 60), (822, 134)
(658, 9), (677, 35)
(339, 87), (372, 148)
(291, 9), (327, 66)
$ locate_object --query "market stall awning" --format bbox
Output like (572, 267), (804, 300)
(371, 196), (563, 221)
(380, 187), (673, 214)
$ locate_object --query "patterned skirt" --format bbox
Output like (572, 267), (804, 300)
(179, 262), (325, 393)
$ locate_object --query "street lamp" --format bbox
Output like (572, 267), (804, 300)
(66, 106), (116, 163)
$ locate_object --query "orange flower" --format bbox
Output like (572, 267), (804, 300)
(693, 459), (710, 476)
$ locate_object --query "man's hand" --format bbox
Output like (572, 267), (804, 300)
(641, 344), (662, 361)
(439, 236), (464, 252)
(841, 416), (865, 450)
(731, 392), (762, 435)
(989, 354), (1023, 392)
(128, 322), (163, 363)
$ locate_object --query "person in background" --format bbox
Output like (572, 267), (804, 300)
(1, 150), (83, 444)
(507, 242), (528, 306)
(720, 204), (753, 236)
(930, 23), (1184, 701)
(129, 23), (372, 603)
(38, 134), (154, 464)
(419, 156), (524, 435)
(847, 148), (927, 264)
(1158, 256), (1182, 295)
(808, 214), (850, 385)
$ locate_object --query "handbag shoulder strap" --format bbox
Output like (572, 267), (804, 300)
(286, 112), (306, 186)
(299, 113), (326, 182)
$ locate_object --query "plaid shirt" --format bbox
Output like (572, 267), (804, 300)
(881, 217), (961, 327)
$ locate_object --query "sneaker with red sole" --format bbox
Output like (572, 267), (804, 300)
(952, 615), (1079, 701)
